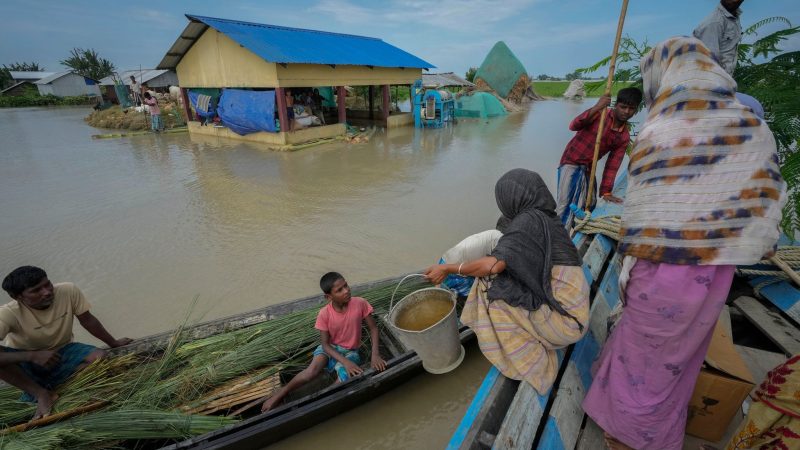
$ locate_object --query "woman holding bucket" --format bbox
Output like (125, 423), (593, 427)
(424, 168), (589, 393)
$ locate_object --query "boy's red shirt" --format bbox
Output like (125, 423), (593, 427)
(315, 296), (373, 349)
(559, 107), (630, 196)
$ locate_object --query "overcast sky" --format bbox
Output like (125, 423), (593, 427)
(2, 0), (798, 78)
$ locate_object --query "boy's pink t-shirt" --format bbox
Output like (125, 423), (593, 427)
(314, 296), (374, 349)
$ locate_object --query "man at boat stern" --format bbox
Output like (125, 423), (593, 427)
(555, 87), (642, 230)
(261, 272), (386, 412)
(0, 266), (132, 419)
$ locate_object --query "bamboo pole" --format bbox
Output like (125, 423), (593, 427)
(0, 401), (108, 435)
(229, 397), (267, 417)
(770, 255), (800, 287)
(585, 0), (630, 210)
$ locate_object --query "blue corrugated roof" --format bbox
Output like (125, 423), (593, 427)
(187, 15), (435, 69)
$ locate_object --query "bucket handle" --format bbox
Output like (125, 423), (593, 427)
(390, 273), (429, 312)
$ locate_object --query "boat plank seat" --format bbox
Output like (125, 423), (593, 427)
(733, 295), (800, 356)
(536, 249), (623, 449)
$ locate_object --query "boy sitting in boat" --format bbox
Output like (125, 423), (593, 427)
(261, 272), (386, 412)
(0, 266), (132, 419)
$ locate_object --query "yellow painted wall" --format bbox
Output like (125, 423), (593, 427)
(277, 64), (421, 87)
(176, 29), (422, 88)
(177, 31), (278, 87)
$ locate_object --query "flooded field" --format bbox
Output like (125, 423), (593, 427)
(0, 100), (634, 448)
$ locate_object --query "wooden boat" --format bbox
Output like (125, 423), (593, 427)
(105, 273), (473, 450)
(165, 329), (474, 449)
(448, 173), (800, 449)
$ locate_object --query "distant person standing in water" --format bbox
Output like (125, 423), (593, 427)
(693, 0), (744, 75)
(143, 92), (163, 132)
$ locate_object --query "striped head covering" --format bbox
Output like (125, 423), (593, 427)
(619, 37), (786, 265)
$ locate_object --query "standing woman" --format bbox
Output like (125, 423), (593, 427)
(425, 169), (589, 393)
(582, 36), (786, 450)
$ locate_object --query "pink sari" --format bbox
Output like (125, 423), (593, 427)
(582, 259), (734, 449)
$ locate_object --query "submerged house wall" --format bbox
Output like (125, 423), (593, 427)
(177, 31), (279, 87)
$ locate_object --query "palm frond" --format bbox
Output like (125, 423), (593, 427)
(743, 16), (792, 36)
(751, 27), (800, 59)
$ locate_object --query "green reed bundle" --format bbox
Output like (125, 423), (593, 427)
(0, 409), (235, 450)
(0, 277), (431, 447)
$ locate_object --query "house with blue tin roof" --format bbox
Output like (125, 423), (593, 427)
(158, 15), (434, 146)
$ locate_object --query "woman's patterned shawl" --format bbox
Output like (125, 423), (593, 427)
(619, 37), (786, 266)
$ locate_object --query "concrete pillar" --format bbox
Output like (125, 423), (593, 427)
(179, 87), (192, 122)
(337, 86), (346, 124)
(275, 87), (288, 133)
(382, 84), (390, 123)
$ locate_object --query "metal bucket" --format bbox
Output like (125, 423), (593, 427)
(387, 274), (465, 374)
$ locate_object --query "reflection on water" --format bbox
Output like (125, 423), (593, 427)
(0, 100), (639, 449)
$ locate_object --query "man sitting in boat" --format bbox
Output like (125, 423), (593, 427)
(425, 169), (589, 395)
(0, 266), (132, 419)
(555, 87), (642, 229)
(261, 272), (387, 412)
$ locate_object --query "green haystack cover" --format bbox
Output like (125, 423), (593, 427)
(474, 41), (527, 98)
(455, 92), (507, 118)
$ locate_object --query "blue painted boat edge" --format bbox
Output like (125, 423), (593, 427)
(538, 417), (567, 450)
(445, 366), (502, 450)
(748, 277), (800, 313)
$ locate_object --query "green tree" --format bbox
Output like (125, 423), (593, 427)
(0, 68), (11, 90)
(465, 67), (477, 82)
(1, 62), (46, 90)
(565, 70), (582, 81)
(60, 48), (115, 81)
(575, 35), (652, 95)
(4, 62), (45, 71)
(574, 19), (800, 237)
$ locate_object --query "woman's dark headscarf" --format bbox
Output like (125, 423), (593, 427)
(490, 169), (582, 323)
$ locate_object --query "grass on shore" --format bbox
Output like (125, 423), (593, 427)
(531, 81), (635, 98)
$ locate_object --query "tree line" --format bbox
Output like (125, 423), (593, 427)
(1, 48), (115, 90)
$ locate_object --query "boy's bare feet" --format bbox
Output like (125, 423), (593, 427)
(32, 391), (58, 420)
(603, 432), (634, 450)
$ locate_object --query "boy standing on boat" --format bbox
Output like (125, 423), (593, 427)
(261, 272), (386, 412)
(0, 266), (132, 419)
(555, 87), (642, 229)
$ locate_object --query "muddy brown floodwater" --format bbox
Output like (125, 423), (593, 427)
(0, 100), (639, 449)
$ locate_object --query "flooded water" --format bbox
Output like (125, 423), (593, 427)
(0, 100), (635, 449)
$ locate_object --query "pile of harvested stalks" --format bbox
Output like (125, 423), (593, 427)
(0, 278), (429, 449)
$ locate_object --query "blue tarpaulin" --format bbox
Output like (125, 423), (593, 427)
(216, 89), (277, 135)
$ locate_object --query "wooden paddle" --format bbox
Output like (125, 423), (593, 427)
(585, 0), (630, 211)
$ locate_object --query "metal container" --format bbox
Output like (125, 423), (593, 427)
(387, 275), (465, 374)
